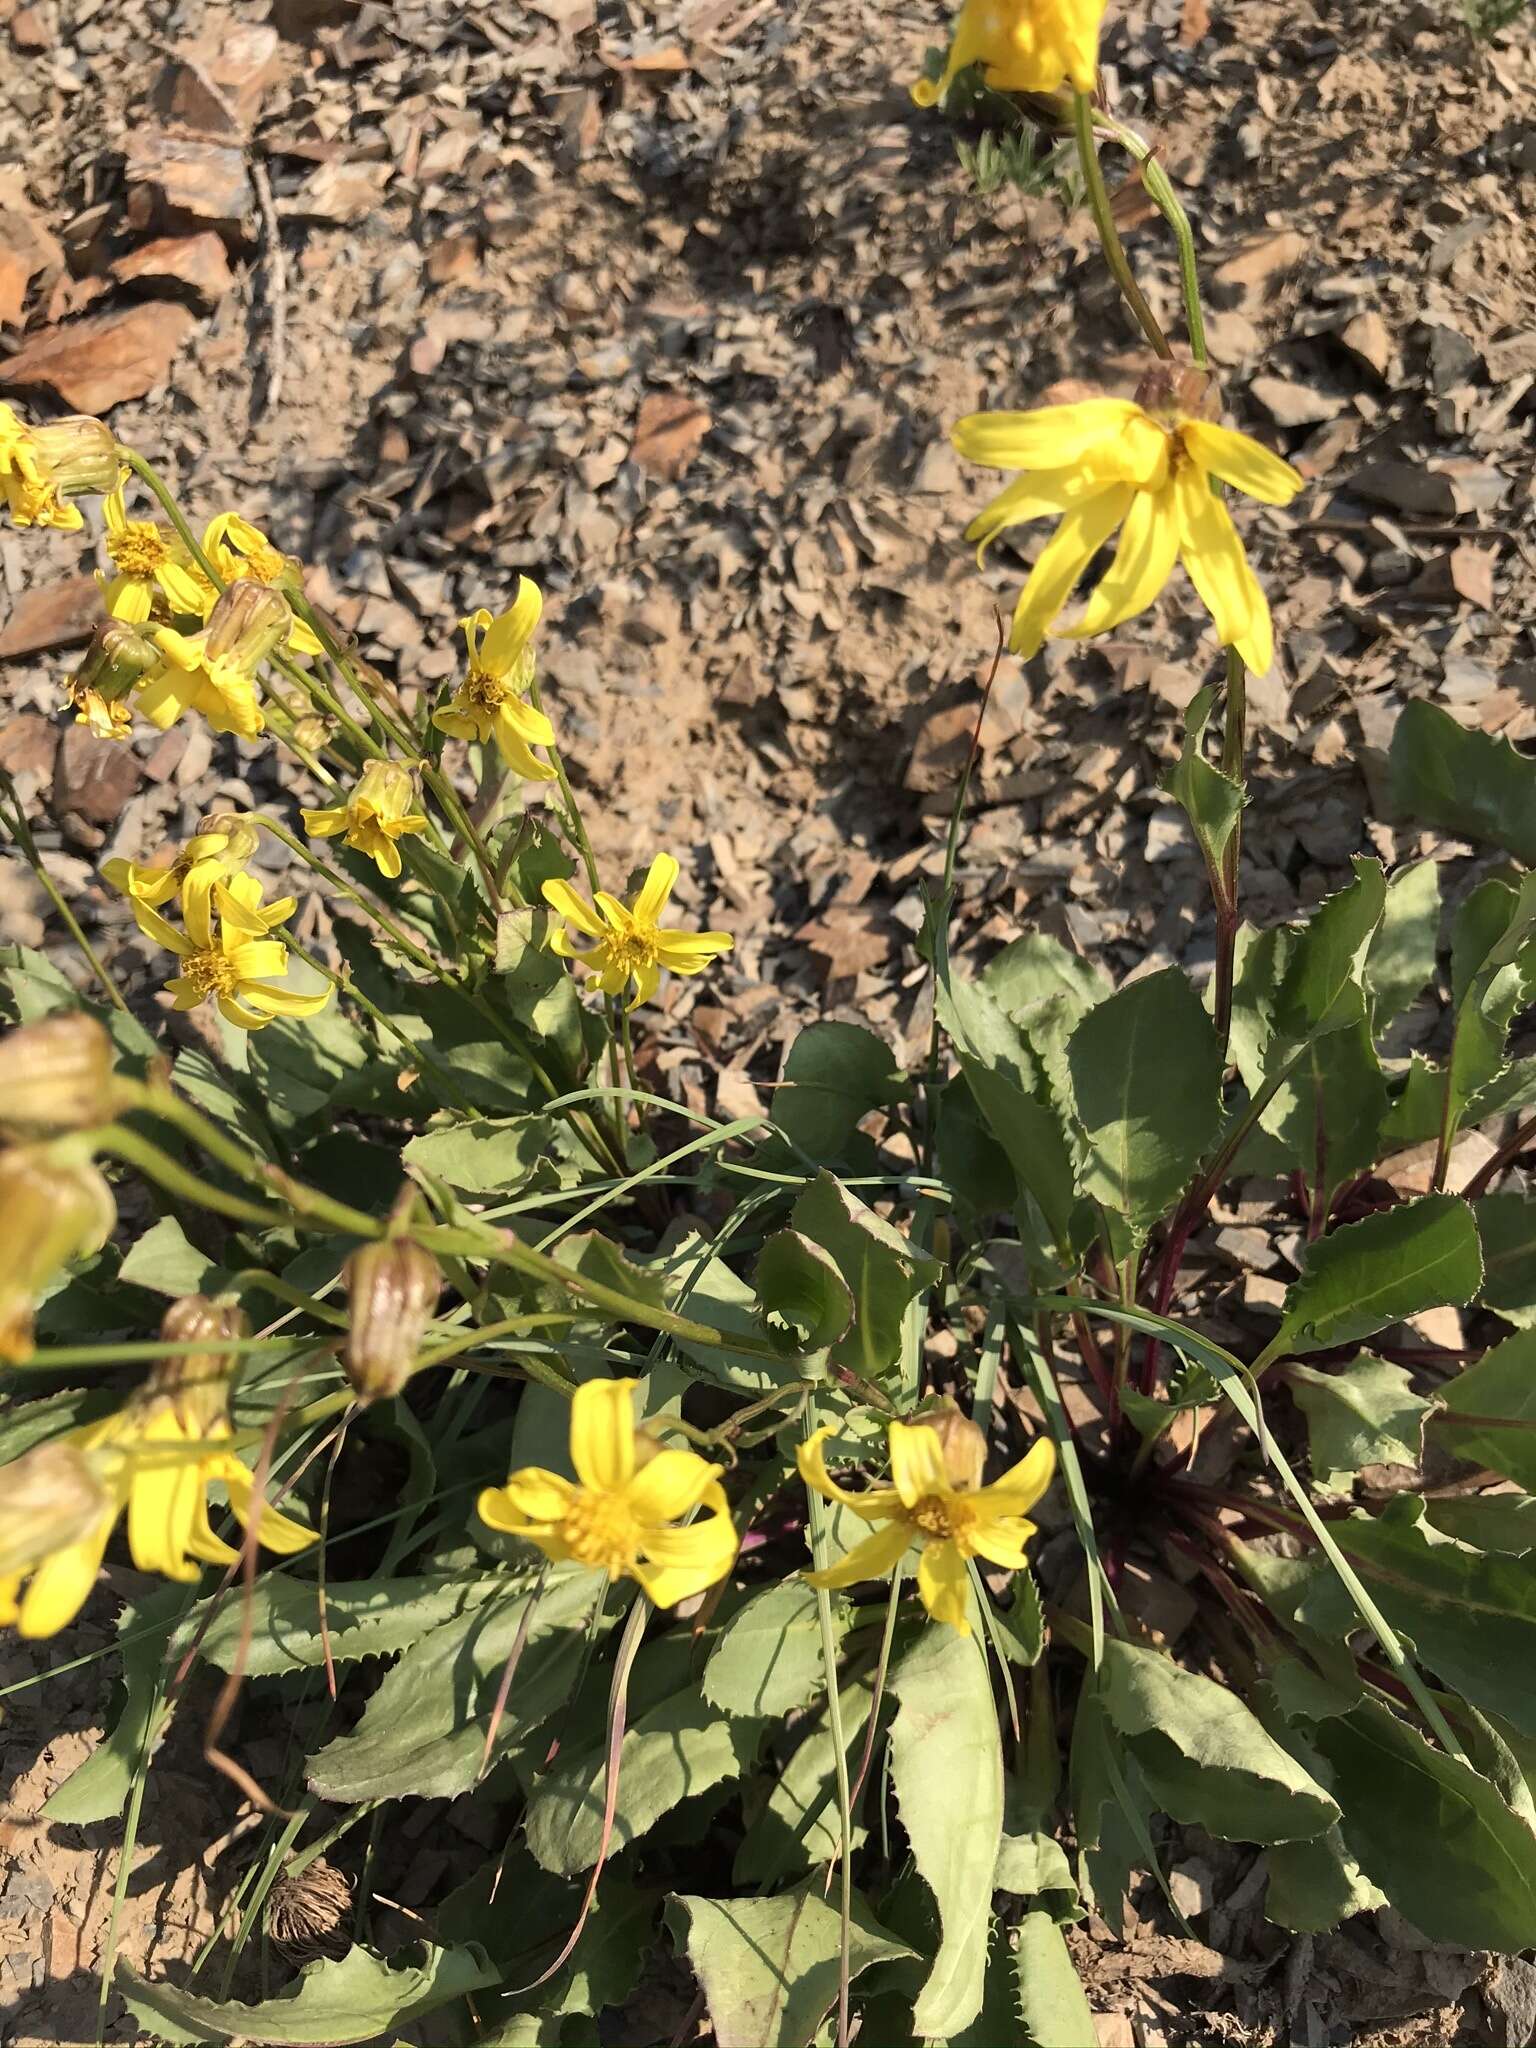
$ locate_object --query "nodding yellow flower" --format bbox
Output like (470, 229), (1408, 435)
(0, 1145), (117, 1364)
(432, 578), (558, 782)
(98, 478), (209, 623)
(952, 377), (1304, 675)
(202, 512), (324, 656)
(131, 867), (329, 1033)
(135, 578), (290, 738)
(478, 1377), (738, 1609)
(798, 1415), (1056, 1634)
(301, 761), (429, 880)
(542, 852), (733, 1010)
(0, 1360), (314, 1639)
(64, 619), (160, 742)
(912, 0), (1104, 106)
(103, 814), (263, 911)
(0, 404), (114, 532)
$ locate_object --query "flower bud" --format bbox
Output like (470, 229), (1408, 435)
(352, 759), (418, 823)
(342, 1239), (442, 1401)
(150, 1295), (248, 1418)
(0, 1146), (117, 1362)
(0, 1014), (118, 1139)
(0, 1439), (112, 1576)
(292, 715), (331, 752)
(204, 578), (292, 673)
(925, 1400), (988, 1492)
(28, 415), (118, 500)
(70, 618), (160, 703)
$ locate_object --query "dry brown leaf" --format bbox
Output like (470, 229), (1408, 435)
(0, 302), (197, 412)
(631, 391), (711, 480)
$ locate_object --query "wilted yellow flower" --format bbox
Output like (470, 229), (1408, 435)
(301, 761), (429, 880)
(432, 578), (558, 781)
(136, 578), (290, 738)
(952, 381), (1304, 674)
(98, 478), (209, 622)
(479, 1377), (738, 1609)
(202, 512), (324, 656)
(64, 619), (161, 742)
(103, 814), (264, 912)
(341, 1238), (442, 1401)
(132, 868), (329, 1033)
(912, 0), (1104, 106)
(0, 1144), (117, 1363)
(0, 1014), (118, 1139)
(0, 1364), (314, 1639)
(542, 852), (733, 1009)
(0, 404), (114, 532)
(798, 1417), (1055, 1633)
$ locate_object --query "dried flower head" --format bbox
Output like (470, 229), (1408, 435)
(341, 1239), (442, 1402)
(0, 1014), (118, 1139)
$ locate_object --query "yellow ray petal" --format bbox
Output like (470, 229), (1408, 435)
(16, 1516), (114, 1637)
(1181, 420), (1303, 507)
(796, 1426), (904, 1522)
(480, 576), (543, 674)
(569, 1377), (636, 1492)
(888, 1421), (948, 1508)
(803, 1517), (911, 1591)
(915, 1536), (973, 1631)
(633, 852), (680, 925)
(1174, 466), (1269, 671)
(952, 400), (1141, 473)
(628, 1447), (721, 1526)
(496, 1468), (577, 1523)
(978, 1436), (1057, 1518)
(542, 878), (608, 940)
(1009, 486), (1134, 657)
(1056, 482), (1180, 641)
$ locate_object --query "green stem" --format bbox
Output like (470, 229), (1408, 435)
(95, 1123), (288, 1230)
(247, 814), (454, 982)
(803, 1402), (855, 2048)
(1095, 116), (1207, 367)
(14, 1336), (304, 1369)
(1071, 93), (1171, 360)
(421, 761), (512, 914)
(0, 777), (129, 1013)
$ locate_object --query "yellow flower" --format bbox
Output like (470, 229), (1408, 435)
(202, 512), (324, 656)
(478, 1377), (738, 1609)
(542, 852), (733, 1010)
(131, 866), (330, 1033)
(103, 814), (264, 912)
(301, 761), (429, 880)
(912, 0), (1104, 106)
(952, 386), (1304, 675)
(0, 1372), (314, 1639)
(135, 578), (291, 738)
(0, 1145), (116, 1364)
(432, 579), (558, 781)
(0, 404), (114, 532)
(63, 619), (160, 742)
(798, 1416), (1055, 1634)
(98, 478), (209, 623)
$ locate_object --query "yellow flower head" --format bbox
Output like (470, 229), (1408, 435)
(64, 619), (160, 742)
(103, 813), (263, 912)
(0, 1365), (314, 1639)
(0, 404), (114, 532)
(912, 0), (1104, 107)
(135, 578), (290, 738)
(432, 578), (558, 782)
(131, 864), (330, 1033)
(542, 853), (733, 1010)
(301, 761), (429, 880)
(0, 1144), (116, 1364)
(202, 512), (324, 655)
(952, 380), (1304, 675)
(98, 477), (210, 623)
(798, 1415), (1056, 1633)
(478, 1377), (738, 1609)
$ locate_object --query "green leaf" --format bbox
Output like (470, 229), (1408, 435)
(888, 1624), (1004, 2038)
(306, 1569), (600, 1801)
(1366, 859), (1441, 1024)
(791, 1173), (940, 1380)
(666, 1883), (911, 2048)
(492, 907), (586, 1078)
(733, 1673), (874, 1887)
(177, 1573), (512, 1678)
(1272, 1194), (1482, 1356)
(646, 1227), (787, 1395)
(1477, 1195), (1536, 1327)
(773, 1022), (902, 1160)
(1162, 684), (1245, 880)
(1286, 1354), (1431, 1494)
(1390, 696), (1536, 864)
(1265, 1828), (1385, 1933)
(982, 933), (1110, 1022)
(1435, 1325), (1536, 1490)
(994, 1829), (1079, 1921)
(753, 1231), (854, 1355)
(1312, 1695), (1536, 1950)
(117, 1942), (498, 2046)
(946, 1925), (1029, 2048)
(1425, 1492), (1536, 1556)
(524, 1682), (758, 1877)
(935, 1073), (1019, 1219)
(44, 1589), (181, 1824)
(0, 1384), (117, 1463)
(436, 1852), (650, 2021)
(1251, 1019), (1388, 1196)
(403, 1116), (578, 1195)
(704, 1580), (846, 1718)
(1068, 1681), (1147, 1935)
(1097, 1639), (1337, 1844)
(1014, 1910), (1096, 2048)
(1066, 968), (1223, 1234)
(1272, 856), (1388, 1044)
(118, 1214), (222, 1298)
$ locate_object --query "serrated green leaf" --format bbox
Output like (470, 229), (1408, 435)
(704, 1580), (845, 1718)
(1272, 856), (1388, 1043)
(1476, 1195), (1536, 1327)
(118, 1942), (498, 2046)
(752, 1231), (854, 1355)
(994, 1829), (1079, 1920)
(176, 1573), (513, 1678)
(403, 1115), (578, 1194)
(733, 1670), (875, 1887)
(889, 1623), (1004, 2038)
(1425, 1491), (1536, 1555)
(1014, 1909), (1095, 2048)
(1265, 1827), (1385, 1933)
(982, 933), (1110, 1022)
(1162, 684), (1245, 880)
(773, 1021), (901, 1160)
(791, 1173), (940, 1380)
(436, 1851), (651, 2021)
(1097, 1639), (1337, 1844)
(1366, 859), (1441, 1024)
(666, 1882), (911, 2048)
(1286, 1354), (1431, 1494)
(1272, 1194), (1482, 1356)
(1254, 1018), (1388, 1196)
(118, 1214), (222, 1298)
(1066, 968), (1223, 1234)
(1434, 1325), (1536, 1490)
(1389, 696), (1536, 864)
(1313, 1696), (1536, 1950)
